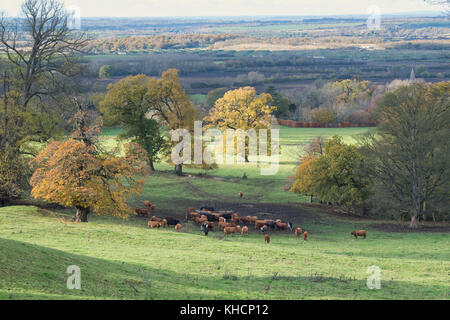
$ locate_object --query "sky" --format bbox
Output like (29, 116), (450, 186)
(0, 0), (444, 17)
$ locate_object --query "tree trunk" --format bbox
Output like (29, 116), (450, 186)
(309, 195), (313, 203)
(149, 159), (155, 172)
(74, 206), (90, 222)
(245, 154), (249, 163)
(174, 164), (183, 176)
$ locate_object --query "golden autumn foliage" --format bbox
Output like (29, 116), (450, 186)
(290, 155), (318, 197)
(204, 87), (277, 162)
(204, 87), (276, 131)
(30, 137), (149, 221)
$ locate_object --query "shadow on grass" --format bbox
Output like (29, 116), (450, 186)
(0, 238), (446, 300)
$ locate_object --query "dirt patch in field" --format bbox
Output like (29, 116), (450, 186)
(163, 198), (322, 226)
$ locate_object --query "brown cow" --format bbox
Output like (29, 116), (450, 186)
(150, 216), (162, 222)
(231, 213), (240, 223)
(144, 200), (152, 207)
(135, 208), (149, 217)
(264, 234), (270, 244)
(303, 231), (308, 240)
(350, 230), (366, 239)
(175, 223), (182, 232)
(195, 216), (208, 224)
(224, 226), (240, 235)
(241, 226), (249, 235)
(161, 219), (168, 228)
(275, 221), (289, 231)
(295, 228), (302, 238)
(148, 221), (161, 229)
(238, 192), (243, 198)
(255, 219), (269, 229)
(219, 221), (236, 229)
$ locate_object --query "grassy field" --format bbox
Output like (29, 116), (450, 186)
(1, 206), (448, 299)
(1, 126), (448, 300)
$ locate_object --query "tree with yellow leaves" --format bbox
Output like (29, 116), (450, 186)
(204, 87), (276, 162)
(290, 155), (318, 203)
(30, 102), (149, 222)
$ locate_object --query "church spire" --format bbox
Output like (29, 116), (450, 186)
(409, 68), (416, 83)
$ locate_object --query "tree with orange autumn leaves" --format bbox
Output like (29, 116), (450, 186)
(30, 102), (149, 222)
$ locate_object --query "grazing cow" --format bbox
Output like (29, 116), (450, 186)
(240, 216), (250, 224)
(264, 234), (270, 244)
(161, 219), (168, 228)
(224, 226), (240, 236)
(148, 221), (161, 229)
(150, 205), (156, 211)
(295, 228), (303, 238)
(174, 223), (181, 231)
(303, 231), (308, 240)
(255, 220), (268, 229)
(150, 216), (162, 222)
(238, 192), (243, 198)
(248, 216), (258, 223)
(241, 226), (249, 235)
(200, 206), (214, 212)
(195, 216), (208, 224)
(165, 217), (180, 226)
(260, 225), (268, 233)
(144, 200), (152, 207)
(135, 208), (149, 217)
(219, 221), (236, 229)
(275, 221), (289, 231)
(231, 213), (240, 223)
(201, 222), (209, 236)
(350, 230), (366, 239)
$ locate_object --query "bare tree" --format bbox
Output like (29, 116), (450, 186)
(0, 0), (87, 108)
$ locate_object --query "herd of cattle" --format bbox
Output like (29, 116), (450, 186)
(135, 200), (367, 242)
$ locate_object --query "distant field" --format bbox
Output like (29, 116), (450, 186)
(209, 22), (364, 33)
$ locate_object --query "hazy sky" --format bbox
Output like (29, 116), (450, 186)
(1, 0), (444, 17)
